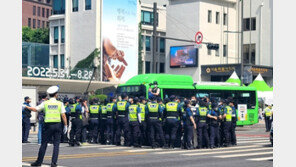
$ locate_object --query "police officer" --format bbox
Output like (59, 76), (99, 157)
(223, 100), (233, 147)
(263, 103), (272, 132)
(146, 96), (165, 148)
(138, 96), (148, 146)
(88, 98), (100, 143)
(80, 99), (89, 145)
(208, 103), (220, 149)
(229, 100), (237, 146)
(218, 99), (225, 147)
(115, 93), (130, 146)
(106, 97), (116, 145)
(98, 99), (107, 144)
(27, 86), (67, 167)
(183, 100), (197, 149)
(196, 99), (210, 149)
(22, 96), (35, 143)
(163, 95), (183, 149)
(61, 99), (71, 143)
(69, 98), (83, 147)
(127, 97), (141, 147)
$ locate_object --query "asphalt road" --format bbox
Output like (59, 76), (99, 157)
(22, 126), (272, 167)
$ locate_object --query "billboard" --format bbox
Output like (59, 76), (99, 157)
(170, 45), (198, 68)
(101, 0), (138, 82)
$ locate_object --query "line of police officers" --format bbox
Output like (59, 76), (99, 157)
(63, 93), (238, 150)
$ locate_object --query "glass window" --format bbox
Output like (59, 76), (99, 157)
(216, 12), (220, 24)
(251, 17), (256, 30)
(42, 8), (45, 17)
(223, 45), (227, 57)
(243, 18), (250, 31)
(243, 44), (250, 64)
(208, 48), (211, 55)
(208, 10), (212, 23)
(54, 26), (59, 43)
(60, 54), (65, 68)
(47, 0), (51, 3)
(46, 9), (49, 18)
(223, 13), (227, 25)
(28, 18), (31, 28)
(160, 38), (165, 53)
(251, 44), (256, 64)
(243, 44), (256, 64)
(85, 0), (91, 10)
(33, 6), (36, 15)
(141, 11), (158, 25)
(42, 21), (45, 28)
(72, 0), (79, 12)
(160, 63), (165, 73)
(46, 22), (49, 27)
(145, 61), (150, 73)
(53, 55), (58, 68)
(38, 7), (40, 16)
(145, 36), (151, 51)
(33, 19), (36, 28)
(163, 89), (195, 99)
(37, 20), (40, 28)
(53, 0), (65, 14)
(215, 46), (219, 57)
(61, 26), (65, 43)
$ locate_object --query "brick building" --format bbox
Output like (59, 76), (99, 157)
(22, 0), (52, 29)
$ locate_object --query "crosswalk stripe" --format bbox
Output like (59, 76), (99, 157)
(154, 145), (264, 155)
(22, 162), (67, 167)
(237, 138), (268, 141)
(182, 147), (272, 156)
(247, 156), (273, 161)
(237, 140), (269, 144)
(214, 151), (273, 158)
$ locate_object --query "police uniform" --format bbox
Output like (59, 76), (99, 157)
(183, 107), (194, 149)
(264, 106), (272, 132)
(115, 100), (130, 146)
(163, 101), (183, 148)
(223, 105), (233, 146)
(218, 104), (225, 146)
(22, 99), (32, 143)
(106, 102), (116, 144)
(31, 86), (67, 167)
(89, 104), (100, 143)
(146, 101), (165, 148)
(127, 104), (141, 147)
(209, 108), (220, 148)
(230, 105), (237, 145)
(69, 102), (83, 146)
(139, 103), (148, 146)
(196, 106), (210, 148)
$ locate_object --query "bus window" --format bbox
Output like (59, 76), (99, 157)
(162, 89), (195, 99)
(196, 93), (209, 98)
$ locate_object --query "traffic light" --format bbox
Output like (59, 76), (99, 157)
(207, 43), (219, 50)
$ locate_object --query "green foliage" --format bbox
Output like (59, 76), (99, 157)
(89, 94), (107, 102)
(22, 26), (49, 44)
(73, 48), (100, 69)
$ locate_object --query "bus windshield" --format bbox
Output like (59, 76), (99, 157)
(116, 85), (146, 97)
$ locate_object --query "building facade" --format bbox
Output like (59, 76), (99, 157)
(165, 0), (273, 86)
(22, 0), (52, 28)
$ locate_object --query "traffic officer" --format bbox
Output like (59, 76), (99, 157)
(183, 100), (197, 149)
(229, 100), (237, 146)
(127, 97), (141, 147)
(27, 86), (67, 167)
(146, 96), (165, 148)
(223, 100), (233, 147)
(99, 99), (108, 144)
(106, 97), (116, 145)
(22, 96), (35, 143)
(208, 103), (220, 149)
(138, 96), (148, 146)
(196, 99), (210, 149)
(163, 95), (183, 149)
(69, 98), (83, 147)
(88, 98), (100, 143)
(115, 93), (130, 146)
(263, 103), (273, 132)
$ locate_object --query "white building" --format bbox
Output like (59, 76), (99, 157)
(165, 0), (273, 86)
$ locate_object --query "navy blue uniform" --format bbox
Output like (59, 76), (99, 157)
(183, 107), (194, 149)
(209, 109), (220, 147)
(69, 104), (83, 145)
(115, 100), (130, 145)
(230, 106), (237, 145)
(22, 102), (31, 142)
(196, 106), (210, 148)
(106, 103), (116, 144)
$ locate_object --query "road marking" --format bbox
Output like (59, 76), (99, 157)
(247, 156), (273, 161)
(237, 138), (268, 141)
(100, 146), (132, 150)
(22, 151), (147, 161)
(237, 139), (269, 144)
(154, 145), (264, 155)
(214, 151), (273, 158)
(182, 147), (272, 156)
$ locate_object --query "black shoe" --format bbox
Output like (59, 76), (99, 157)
(31, 161), (41, 166)
(23, 141), (31, 143)
(51, 163), (57, 167)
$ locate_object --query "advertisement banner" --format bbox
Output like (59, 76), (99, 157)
(101, 0), (138, 82)
(237, 104), (248, 121)
(170, 45), (198, 68)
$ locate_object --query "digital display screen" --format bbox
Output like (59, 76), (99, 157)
(170, 45), (198, 68)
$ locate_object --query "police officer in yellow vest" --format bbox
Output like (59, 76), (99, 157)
(222, 100), (235, 147)
(263, 103), (273, 132)
(88, 98), (100, 143)
(69, 97), (83, 147)
(106, 97), (116, 145)
(196, 99), (210, 149)
(98, 99), (107, 144)
(146, 96), (166, 148)
(163, 95), (183, 149)
(127, 97), (141, 147)
(115, 93), (130, 146)
(27, 86), (67, 167)
(138, 96), (148, 146)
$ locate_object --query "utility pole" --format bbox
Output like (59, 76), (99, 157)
(240, 0), (244, 86)
(152, 2), (157, 73)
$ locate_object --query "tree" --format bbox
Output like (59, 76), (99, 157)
(22, 26), (49, 44)
(73, 48), (100, 69)
(22, 27), (33, 42)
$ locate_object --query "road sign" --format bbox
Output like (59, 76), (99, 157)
(195, 31), (203, 44)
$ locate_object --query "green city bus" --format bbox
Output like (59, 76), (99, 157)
(116, 74), (258, 126)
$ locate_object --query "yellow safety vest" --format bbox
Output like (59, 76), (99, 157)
(148, 103), (160, 120)
(225, 106), (232, 122)
(44, 99), (62, 123)
(117, 101), (127, 111)
(89, 105), (100, 114)
(129, 105), (138, 122)
(199, 107), (208, 123)
(139, 104), (146, 121)
(265, 107), (272, 117)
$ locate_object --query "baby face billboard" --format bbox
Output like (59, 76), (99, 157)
(101, 0), (138, 82)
